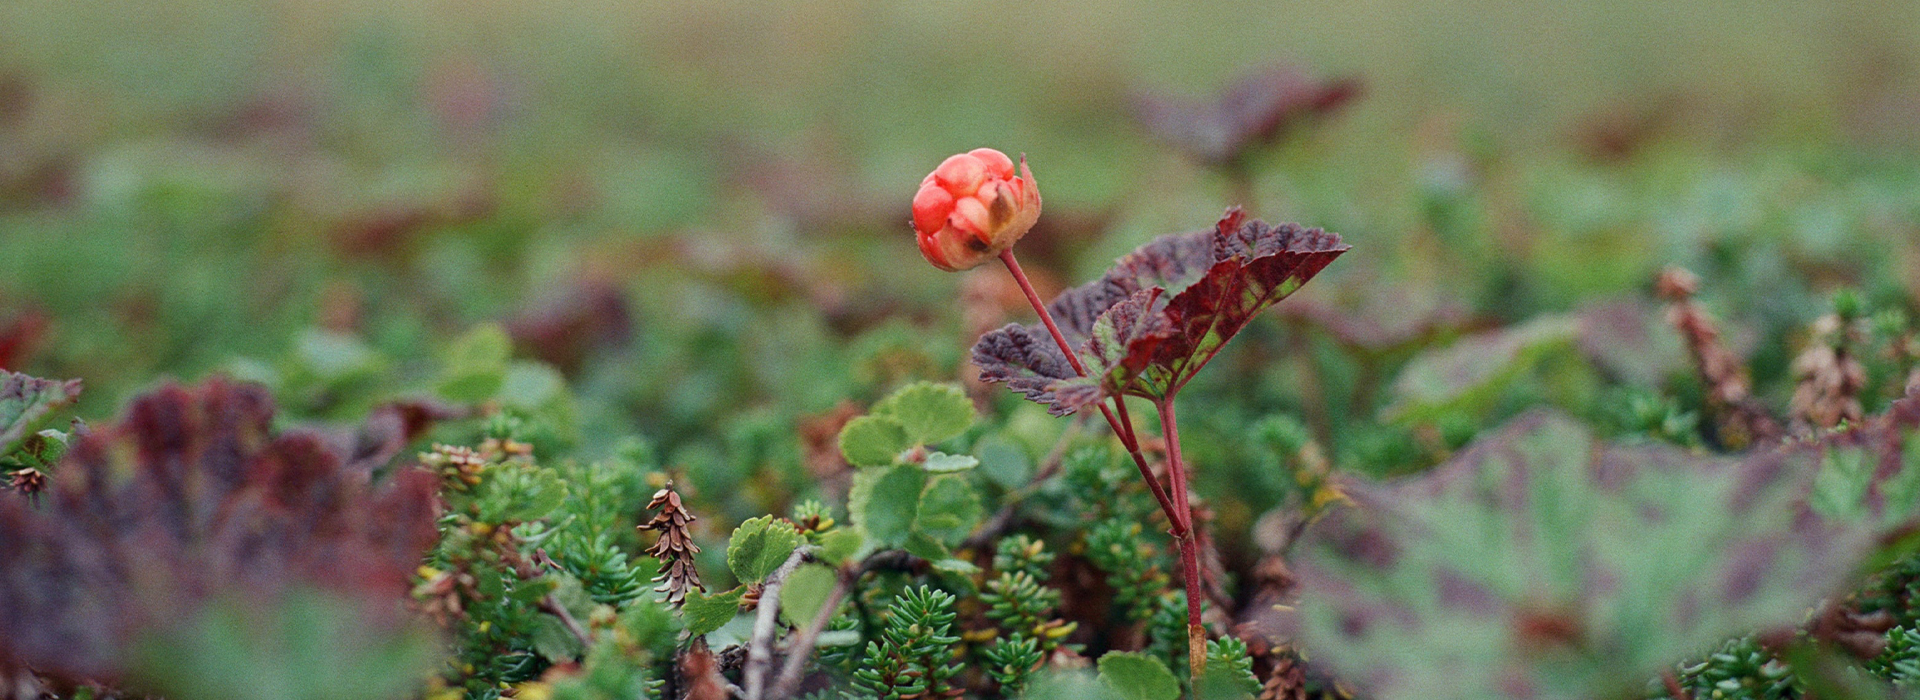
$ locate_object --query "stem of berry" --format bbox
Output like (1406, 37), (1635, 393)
(1157, 397), (1206, 682)
(996, 250), (1185, 534)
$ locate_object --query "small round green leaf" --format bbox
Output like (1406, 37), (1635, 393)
(848, 464), (925, 547)
(681, 588), (744, 637)
(873, 381), (976, 446)
(437, 323), (513, 402)
(817, 527), (865, 565)
(915, 473), (982, 544)
(726, 515), (805, 584)
(974, 437), (1033, 489)
(777, 564), (839, 628)
(1097, 652), (1181, 700)
(839, 415), (910, 468)
(922, 451), (980, 473)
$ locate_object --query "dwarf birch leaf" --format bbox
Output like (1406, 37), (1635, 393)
(817, 528), (864, 565)
(903, 530), (950, 562)
(931, 558), (981, 575)
(438, 323), (512, 402)
(726, 515), (804, 584)
(778, 564), (839, 628)
(1383, 314), (1580, 422)
(873, 381), (975, 446)
(848, 464), (924, 547)
(922, 451), (979, 473)
(915, 474), (982, 544)
(838, 415), (910, 468)
(975, 438), (1033, 489)
(1097, 652), (1181, 700)
(531, 614), (586, 662)
(0, 371), (81, 453)
(681, 588), (744, 637)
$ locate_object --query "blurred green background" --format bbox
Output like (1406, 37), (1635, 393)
(3, 0), (1919, 492)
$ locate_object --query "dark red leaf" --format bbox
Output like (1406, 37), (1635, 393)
(1289, 410), (1871, 699)
(504, 280), (634, 375)
(1134, 64), (1363, 167)
(972, 208), (1348, 414)
(0, 377), (441, 684)
(971, 322), (1081, 414)
(0, 311), (50, 370)
(331, 397), (472, 475)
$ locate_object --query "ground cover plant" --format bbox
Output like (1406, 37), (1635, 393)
(6, 2), (1920, 698)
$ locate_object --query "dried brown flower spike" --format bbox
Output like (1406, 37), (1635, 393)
(1791, 313), (1868, 431)
(1656, 266), (1782, 448)
(640, 482), (704, 605)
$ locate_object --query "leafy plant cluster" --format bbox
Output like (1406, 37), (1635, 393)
(10, 43), (1920, 700)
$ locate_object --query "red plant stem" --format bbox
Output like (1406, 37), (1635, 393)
(1157, 397), (1206, 682)
(999, 249), (1086, 377)
(997, 250), (1184, 534)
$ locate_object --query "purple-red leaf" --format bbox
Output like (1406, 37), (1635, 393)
(0, 377), (441, 684)
(973, 208), (1348, 414)
(1134, 64), (1363, 167)
(1289, 410), (1875, 700)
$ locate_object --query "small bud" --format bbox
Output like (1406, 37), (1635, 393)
(912, 148), (1042, 271)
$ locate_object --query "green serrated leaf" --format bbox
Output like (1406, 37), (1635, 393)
(931, 558), (981, 575)
(681, 588), (744, 637)
(0, 372), (81, 453)
(530, 613), (586, 662)
(848, 464), (925, 547)
(815, 630), (862, 647)
(839, 415), (911, 468)
(1098, 651), (1182, 700)
(1811, 447), (1874, 519)
(817, 528), (865, 565)
(727, 515), (805, 584)
(922, 451), (980, 473)
(778, 564), (838, 628)
(509, 576), (559, 606)
(975, 437), (1033, 490)
(915, 474), (982, 544)
(499, 361), (567, 409)
(1384, 315), (1580, 422)
(549, 573), (596, 619)
(438, 323), (513, 402)
(903, 530), (950, 562)
(873, 382), (975, 446)
(1196, 674), (1258, 700)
